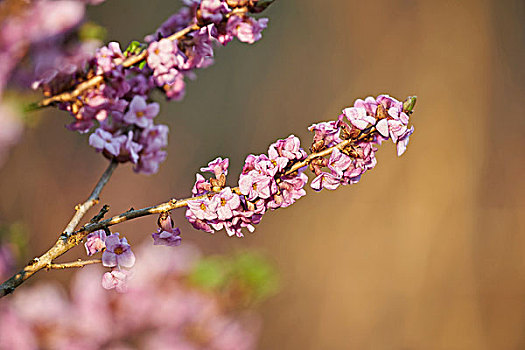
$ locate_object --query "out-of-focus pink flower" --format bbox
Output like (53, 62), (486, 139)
(101, 269), (128, 293)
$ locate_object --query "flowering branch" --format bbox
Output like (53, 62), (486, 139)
(0, 93), (416, 297)
(33, 5), (262, 108)
(34, 20), (201, 108)
(28, 0), (275, 176)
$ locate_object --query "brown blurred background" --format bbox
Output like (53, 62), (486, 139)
(1, 0), (525, 348)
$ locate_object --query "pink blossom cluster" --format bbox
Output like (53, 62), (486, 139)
(34, 0), (271, 174)
(0, 244), (265, 350)
(309, 95), (415, 191)
(185, 95), (416, 236)
(186, 135), (309, 237)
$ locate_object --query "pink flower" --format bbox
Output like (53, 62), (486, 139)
(327, 148), (352, 176)
(123, 95), (160, 128)
(118, 131), (143, 164)
(186, 209), (215, 233)
(387, 119), (408, 143)
(354, 96), (379, 115)
(342, 106), (376, 130)
(95, 42), (124, 74)
(200, 157), (229, 177)
(89, 128), (127, 157)
(192, 173), (212, 195)
(227, 16), (268, 44)
(101, 269), (128, 292)
(211, 187), (241, 220)
(310, 172), (340, 191)
(147, 39), (177, 71)
(200, 0), (229, 23)
(268, 135), (307, 162)
(84, 230), (106, 256)
(187, 197), (219, 221)
(102, 233), (135, 268)
(140, 124), (169, 153)
(277, 172), (308, 208)
(375, 118), (389, 137)
(308, 121), (341, 148)
(239, 171), (275, 200)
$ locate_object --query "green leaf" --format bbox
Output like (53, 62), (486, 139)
(403, 96), (417, 114)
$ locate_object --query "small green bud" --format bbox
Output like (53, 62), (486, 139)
(403, 96), (417, 114)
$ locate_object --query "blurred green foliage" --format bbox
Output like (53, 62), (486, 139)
(188, 251), (279, 305)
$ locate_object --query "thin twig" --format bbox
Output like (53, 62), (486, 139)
(47, 259), (102, 270)
(0, 160), (118, 298)
(62, 160), (118, 236)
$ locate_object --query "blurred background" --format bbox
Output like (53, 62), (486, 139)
(1, 0), (525, 348)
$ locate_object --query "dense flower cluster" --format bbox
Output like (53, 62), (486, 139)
(185, 95), (416, 236)
(33, 0), (271, 174)
(186, 135), (309, 237)
(0, 244), (270, 350)
(309, 94), (415, 191)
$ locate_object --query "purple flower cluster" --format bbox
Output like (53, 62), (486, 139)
(309, 94), (415, 191)
(76, 54), (169, 174)
(33, 0), (271, 175)
(84, 231), (136, 291)
(186, 135), (308, 237)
